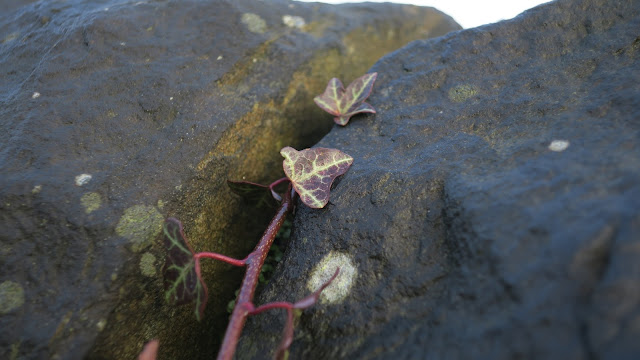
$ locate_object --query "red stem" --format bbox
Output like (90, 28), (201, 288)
(216, 184), (295, 360)
(194, 252), (247, 267)
(269, 177), (289, 202)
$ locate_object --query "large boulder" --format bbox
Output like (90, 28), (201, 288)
(0, 0), (461, 359)
(239, 0), (640, 358)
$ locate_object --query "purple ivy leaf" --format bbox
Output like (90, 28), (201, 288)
(280, 147), (353, 209)
(162, 218), (208, 321)
(313, 72), (377, 126)
(227, 180), (279, 208)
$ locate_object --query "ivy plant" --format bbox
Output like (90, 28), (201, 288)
(313, 72), (377, 126)
(141, 71), (378, 360)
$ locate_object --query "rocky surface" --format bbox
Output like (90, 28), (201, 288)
(239, 0), (640, 358)
(0, 0), (460, 359)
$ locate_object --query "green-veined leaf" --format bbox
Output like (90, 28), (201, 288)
(313, 72), (377, 126)
(162, 218), (208, 321)
(280, 147), (353, 208)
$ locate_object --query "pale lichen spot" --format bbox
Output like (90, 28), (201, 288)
(282, 15), (305, 29)
(217, 55), (223, 61)
(157, 199), (165, 209)
(549, 139), (570, 152)
(116, 205), (163, 252)
(307, 251), (357, 304)
(448, 84), (478, 102)
(75, 173), (92, 186)
(241, 13), (267, 34)
(139, 252), (157, 277)
(96, 318), (107, 332)
(31, 185), (42, 194)
(3, 32), (19, 43)
(0, 281), (25, 314)
(81, 192), (102, 214)
(31, 92), (40, 99)
(120, 42), (126, 46)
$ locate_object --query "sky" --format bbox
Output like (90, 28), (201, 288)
(296, 0), (553, 29)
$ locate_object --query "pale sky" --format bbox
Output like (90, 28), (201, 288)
(296, 0), (553, 29)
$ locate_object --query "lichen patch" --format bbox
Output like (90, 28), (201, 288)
(307, 251), (357, 304)
(75, 173), (92, 186)
(282, 15), (305, 29)
(115, 205), (163, 252)
(0, 281), (25, 314)
(549, 139), (570, 152)
(139, 252), (157, 277)
(241, 13), (267, 34)
(448, 84), (478, 102)
(81, 192), (102, 214)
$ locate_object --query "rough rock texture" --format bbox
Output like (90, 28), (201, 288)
(239, 0), (640, 359)
(0, 1), (460, 359)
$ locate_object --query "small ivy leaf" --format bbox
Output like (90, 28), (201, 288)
(227, 180), (278, 208)
(280, 147), (353, 209)
(162, 218), (208, 321)
(313, 72), (377, 126)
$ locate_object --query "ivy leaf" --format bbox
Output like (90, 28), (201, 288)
(162, 218), (208, 321)
(313, 72), (377, 126)
(280, 147), (353, 209)
(227, 180), (279, 208)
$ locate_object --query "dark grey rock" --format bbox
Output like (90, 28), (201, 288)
(0, 0), (460, 359)
(239, 0), (640, 359)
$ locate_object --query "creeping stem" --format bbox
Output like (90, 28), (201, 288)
(216, 184), (295, 360)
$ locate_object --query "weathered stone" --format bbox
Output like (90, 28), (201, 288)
(239, 0), (640, 359)
(0, 0), (460, 359)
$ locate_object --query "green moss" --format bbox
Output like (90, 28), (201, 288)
(115, 205), (163, 252)
(448, 84), (479, 102)
(81, 192), (102, 214)
(0, 281), (25, 314)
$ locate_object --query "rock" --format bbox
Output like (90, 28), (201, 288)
(0, 0), (460, 359)
(238, 0), (640, 358)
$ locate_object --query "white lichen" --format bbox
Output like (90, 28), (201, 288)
(75, 174), (92, 186)
(549, 139), (570, 152)
(31, 92), (40, 99)
(307, 251), (357, 304)
(96, 318), (107, 331)
(241, 13), (267, 34)
(282, 15), (305, 29)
